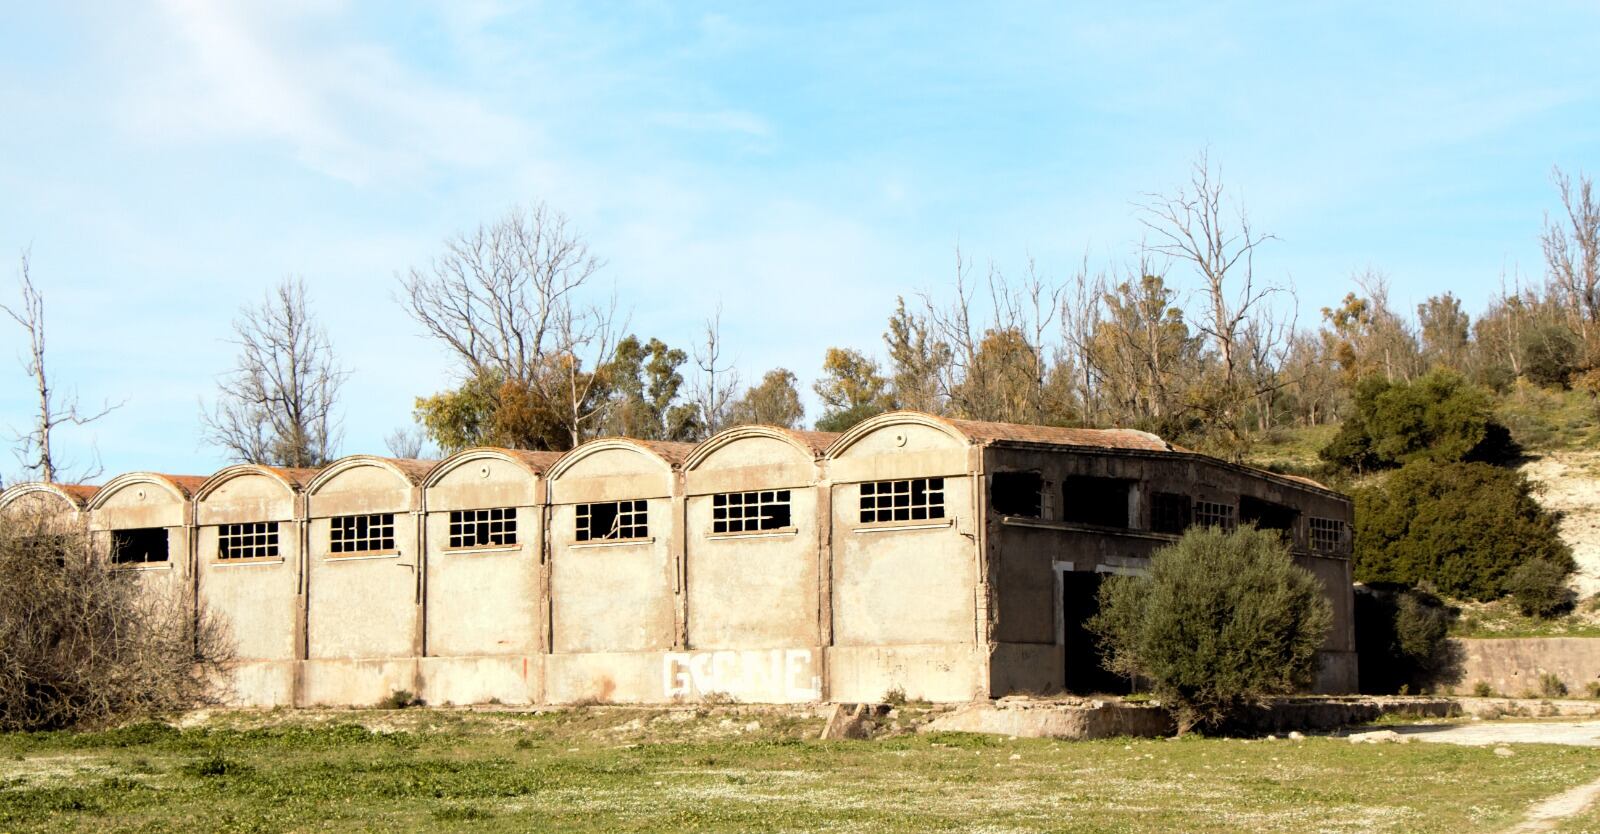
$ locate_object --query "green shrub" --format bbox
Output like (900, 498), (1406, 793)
(1088, 526), (1332, 734)
(1320, 371), (1517, 471)
(1472, 681), (1495, 697)
(1354, 461), (1572, 600)
(1353, 585), (1461, 694)
(1519, 323), (1579, 388)
(1504, 558), (1575, 618)
(1539, 673), (1569, 699)
(377, 689), (421, 710)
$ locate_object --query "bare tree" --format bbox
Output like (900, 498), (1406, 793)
(691, 307), (740, 437)
(384, 425), (431, 459)
(201, 277), (345, 468)
(1542, 167), (1600, 357)
(400, 203), (619, 448)
(1, 251), (119, 483)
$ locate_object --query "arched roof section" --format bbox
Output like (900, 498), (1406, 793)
(683, 426), (838, 471)
(0, 482), (99, 513)
(87, 472), (206, 510)
(194, 464), (320, 502)
(825, 411), (1173, 458)
(823, 411), (973, 459)
(304, 455), (435, 495)
(421, 448), (565, 489)
(546, 438), (695, 481)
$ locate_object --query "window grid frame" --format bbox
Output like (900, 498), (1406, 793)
(218, 521), (281, 561)
(1193, 500), (1237, 531)
(712, 489), (794, 535)
(329, 513), (397, 555)
(576, 499), (650, 543)
(1150, 491), (1192, 535)
(1309, 517), (1350, 555)
(447, 507), (519, 550)
(859, 477), (947, 525)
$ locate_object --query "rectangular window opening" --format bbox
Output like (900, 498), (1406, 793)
(712, 490), (792, 534)
(330, 513), (396, 554)
(576, 500), (649, 542)
(1150, 492), (1192, 534)
(1240, 495), (1299, 539)
(218, 521), (280, 560)
(111, 527), (169, 565)
(1310, 517), (1351, 555)
(859, 477), (945, 524)
(990, 471), (1043, 518)
(1062, 476), (1133, 528)
(1194, 500), (1237, 531)
(449, 507), (518, 549)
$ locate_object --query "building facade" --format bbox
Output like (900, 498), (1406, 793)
(0, 412), (1356, 706)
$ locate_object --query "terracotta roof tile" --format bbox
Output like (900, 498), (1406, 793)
(57, 484), (101, 505)
(157, 475), (211, 498)
(478, 449), (566, 474)
(372, 458), (439, 484)
(781, 429), (842, 456)
(940, 417), (1173, 453)
(630, 440), (698, 466)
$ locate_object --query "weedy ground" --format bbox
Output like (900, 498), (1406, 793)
(2, 707), (1599, 833)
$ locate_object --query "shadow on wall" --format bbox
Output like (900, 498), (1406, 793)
(1354, 584), (1464, 694)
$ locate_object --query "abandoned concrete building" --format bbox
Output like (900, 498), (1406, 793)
(0, 411), (1357, 706)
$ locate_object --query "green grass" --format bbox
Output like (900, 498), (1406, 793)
(1450, 597), (1600, 640)
(1243, 424), (1340, 476)
(2, 709), (1599, 833)
(1495, 382), (1600, 453)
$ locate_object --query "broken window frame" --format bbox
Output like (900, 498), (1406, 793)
(110, 527), (170, 565)
(447, 507), (518, 550)
(711, 490), (793, 535)
(1061, 475), (1134, 529)
(217, 521), (281, 561)
(989, 471), (1045, 519)
(329, 513), (397, 555)
(859, 477), (946, 525)
(576, 499), (650, 543)
(1150, 491), (1192, 535)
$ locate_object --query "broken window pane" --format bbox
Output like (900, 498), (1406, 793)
(1062, 476), (1132, 528)
(1194, 500), (1236, 531)
(330, 514), (396, 554)
(990, 471), (1043, 518)
(218, 521), (280, 560)
(111, 527), (169, 564)
(448, 507), (517, 549)
(711, 490), (793, 534)
(1309, 517), (1350, 554)
(576, 500), (649, 542)
(1150, 492), (1192, 534)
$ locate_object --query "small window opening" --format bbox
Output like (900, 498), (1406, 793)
(1239, 495), (1298, 537)
(990, 472), (1043, 518)
(713, 490), (792, 534)
(1194, 500), (1237, 531)
(577, 500), (649, 542)
(859, 478), (945, 524)
(330, 513), (396, 554)
(219, 521), (280, 560)
(1062, 476), (1133, 528)
(449, 507), (518, 548)
(111, 527), (169, 564)
(1150, 492), (1192, 534)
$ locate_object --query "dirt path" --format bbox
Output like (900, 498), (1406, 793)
(1503, 775), (1600, 833)
(1387, 719), (1600, 747)
(1521, 451), (1600, 597)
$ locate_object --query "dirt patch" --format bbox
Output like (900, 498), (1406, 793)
(1520, 451), (1600, 597)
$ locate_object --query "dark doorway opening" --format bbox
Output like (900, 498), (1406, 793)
(1061, 571), (1132, 695)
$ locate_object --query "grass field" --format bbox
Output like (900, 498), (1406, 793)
(2, 708), (1598, 833)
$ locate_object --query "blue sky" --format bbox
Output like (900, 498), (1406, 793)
(2, 2), (1598, 482)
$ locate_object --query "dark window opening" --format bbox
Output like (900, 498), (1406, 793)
(859, 478), (945, 524)
(1240, 496), (1299, 537)
(219, 521), (280, 560)
(713, 490), (792, 534)
(1062, 476), (1132, 528)
(449, 507), (518, 548)
(330, 513), (396, 554)
(111, 527), (169, 564)
(1310, 517), (1351, 554)
(990, 471), (1043, 518)
(1194, 500), (1237, 531)
(577, 500), (649, 542)
(1150, 492), (1192, 534)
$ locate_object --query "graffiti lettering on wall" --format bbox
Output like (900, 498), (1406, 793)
(663, 649), (821, 701)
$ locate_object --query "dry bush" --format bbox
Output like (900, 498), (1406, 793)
(0, 508), (233, 731)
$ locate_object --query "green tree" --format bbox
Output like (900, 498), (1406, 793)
(884, 297), (950, 413)
(814, 347), (891, 432)
(1354, 460), (1572, 601)
(1089, 525), (1332, 734)
(413, 368), (579, 454)
(1417, 293), (1471, 373)
(727, 368), (805, 429)
(1319, 370), (1517, 470)
(603, 336), (697, 440)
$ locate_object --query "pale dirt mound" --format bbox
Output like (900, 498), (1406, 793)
(1520, 451), (1600, 598)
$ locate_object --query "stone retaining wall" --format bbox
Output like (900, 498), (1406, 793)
(1450, 638), (1600, 698)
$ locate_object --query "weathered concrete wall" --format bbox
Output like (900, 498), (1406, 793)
(1449, 638), (1600, 697)
(305, 463), (420, 662)
(423, 455), (541, 658)
(195, 472), (300, 664)
(88, 476), (192, 600)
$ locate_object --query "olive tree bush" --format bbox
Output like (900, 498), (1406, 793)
(1089, 525), (1332, 734)
(0, 508), (233, 731)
